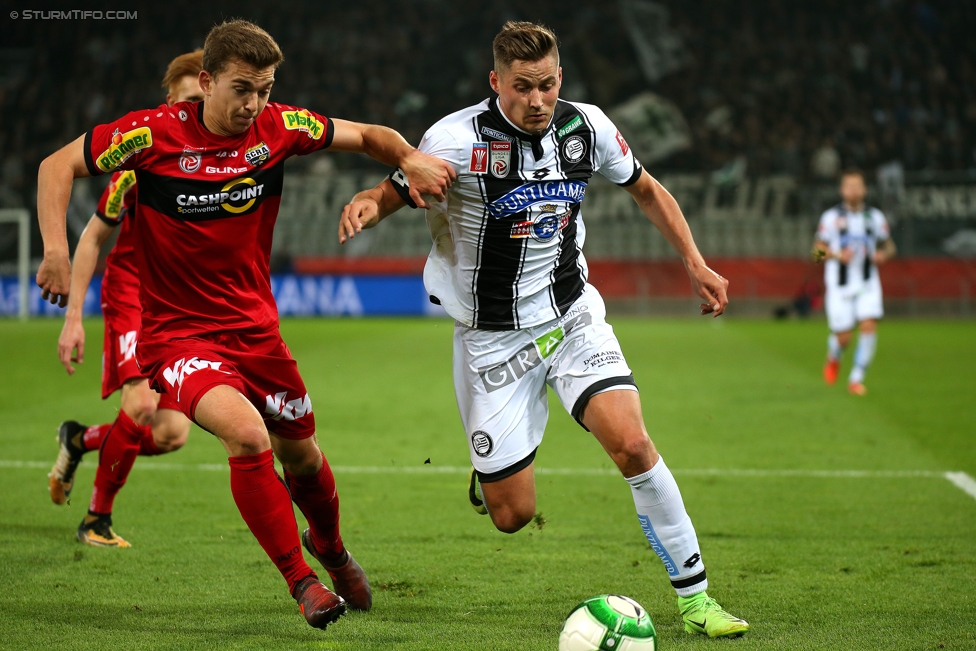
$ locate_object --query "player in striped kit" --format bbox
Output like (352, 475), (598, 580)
(814, 169), (896, 395)
(338, 21), (748, 639)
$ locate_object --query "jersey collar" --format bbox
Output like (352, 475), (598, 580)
(488, 97), (552, 160)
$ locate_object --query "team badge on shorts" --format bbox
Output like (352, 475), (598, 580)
(490, 141), (511, 178)
(562, 135), (587, 163)
(470, 143), (488, 173)
(471, 431), (494, 457)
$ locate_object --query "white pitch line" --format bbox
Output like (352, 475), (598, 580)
(944, 472), (976, 501)
(0, 459), (955, 480)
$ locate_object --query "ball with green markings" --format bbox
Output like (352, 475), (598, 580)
(558, 594), (657, 651)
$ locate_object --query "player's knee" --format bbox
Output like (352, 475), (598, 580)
(123, 398), (158, 427)
(275, 438), (323, 476)
(152, 419), (190, 453)
(279, 451), (321, 476)
(608, 434), (656, 475)
(491, 506), (533, 534)
(228, 423), (272, 457)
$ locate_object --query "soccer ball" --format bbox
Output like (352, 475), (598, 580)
(558, 594), (657, 651)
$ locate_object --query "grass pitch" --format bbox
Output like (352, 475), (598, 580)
(0, 317), (973, 650)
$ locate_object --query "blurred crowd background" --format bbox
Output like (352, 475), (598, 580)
(2, 0), (975, 272)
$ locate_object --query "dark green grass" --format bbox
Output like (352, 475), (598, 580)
(0, 317), (973, 650)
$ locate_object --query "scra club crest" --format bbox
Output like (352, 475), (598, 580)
(490, 141), (511, 178)
(179, 146), (204, 174)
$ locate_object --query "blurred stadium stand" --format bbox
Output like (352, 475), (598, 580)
(2, 0), (975, 314)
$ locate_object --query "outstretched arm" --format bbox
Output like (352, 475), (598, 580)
(58, 215), (116, 374)
(338, 179), (408, 244)
(328, 119), (456, 209)
(624, 170), (729, 317)
(36, 135), (91, 307)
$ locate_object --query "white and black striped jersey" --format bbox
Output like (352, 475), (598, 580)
(816, 204), (890, 294)
(390, 96), (642, 330)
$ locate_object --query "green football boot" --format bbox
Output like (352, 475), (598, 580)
(467, 468), (488, 515)
(678, 591), (749, 638)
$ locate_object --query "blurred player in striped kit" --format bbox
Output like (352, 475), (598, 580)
(814, 169), (896, 395)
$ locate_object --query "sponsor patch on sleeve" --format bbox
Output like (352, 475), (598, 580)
(96, 127), (153, 173)
(102, 170), (137, 219)
(282, 109), (325, 140)
(615, 130), (630, 156)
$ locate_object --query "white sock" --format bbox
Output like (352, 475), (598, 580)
(626, 456), (707, 597)
(827, 333), (844, 362)
(849, 332), (877, 384)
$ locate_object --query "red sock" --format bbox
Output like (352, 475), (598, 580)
(138, 431), (163, 456)
(82, 423), (112, 452)
(229, 449), (315, 594)
(89, 411), (146, 514)
(285, 453), (345, 562)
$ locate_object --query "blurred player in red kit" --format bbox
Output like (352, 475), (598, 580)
(49, 50), (203, 550)
(36, 19), (455, 630)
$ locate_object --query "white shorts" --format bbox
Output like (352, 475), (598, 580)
(825, 284), (884, 333)
(453, 284), (638, 481)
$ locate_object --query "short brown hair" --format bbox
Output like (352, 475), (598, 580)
(202, 19), (284, 77)
(492, 21), (558, 70)
(841, 168), (865, 182)
(161, 49), (203, 93)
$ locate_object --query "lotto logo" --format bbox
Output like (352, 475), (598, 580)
(469, 143), (488, 173)
(264, 392), (313, 421)
(162, 357), (226, 388)
(118, 331), (137, 362)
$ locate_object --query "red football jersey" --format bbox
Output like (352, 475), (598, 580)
(95, 170), (141, 319)
(83, 101), (334, 346)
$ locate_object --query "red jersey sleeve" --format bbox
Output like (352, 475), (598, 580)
(94, 170), (137, 226)
(84, 106), (167, 176)
(267, 103), (334, 157)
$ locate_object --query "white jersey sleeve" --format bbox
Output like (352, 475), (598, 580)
(416, 125), (466, 174)
(817, 209), (837, 244)
(577, 103), (643, 186)
(872, 208), (891, 242)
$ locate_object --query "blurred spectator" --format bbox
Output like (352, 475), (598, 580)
(3, 0), (975, 217)
(811, 138), (842, 179)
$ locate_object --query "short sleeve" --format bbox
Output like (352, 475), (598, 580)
(94, 170), (137, 226)
(389, 125), (465, 209)
(84, 107), (165, 176)
(581, 104), (643, 186)
(271, 103), (334, 157)
(816, 211), (835, 243)
(874, 209), (891, 241)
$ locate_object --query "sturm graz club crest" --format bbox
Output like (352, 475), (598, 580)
(561, 135), (587, 163)
(179, 146), (203, 174)
(471, 431), (494, 457)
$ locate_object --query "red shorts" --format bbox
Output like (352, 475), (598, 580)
(101, 315), (180, 411)
(101, 312), (142, 399)
(140, 330), (315, 440)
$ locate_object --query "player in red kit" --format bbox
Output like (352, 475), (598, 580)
(36, 20), (455, 630)
(50, 51), (204, 549)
